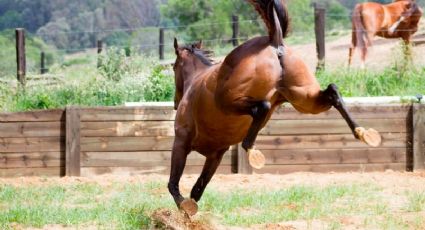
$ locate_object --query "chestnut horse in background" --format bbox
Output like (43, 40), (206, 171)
(169, 0), (382, 216)
(349, 0), (423, 68)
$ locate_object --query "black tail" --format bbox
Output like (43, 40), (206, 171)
(247, 0), (289, 43)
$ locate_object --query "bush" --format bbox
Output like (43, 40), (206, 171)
(142, 65), (175, 102)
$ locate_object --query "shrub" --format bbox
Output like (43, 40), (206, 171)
(142, 65), (175, 102)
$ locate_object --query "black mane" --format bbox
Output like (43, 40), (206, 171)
(182, 44), (214, 66)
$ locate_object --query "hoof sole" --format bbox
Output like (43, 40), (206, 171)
(355, 127), (382, 147)
(248, 149), (266, 169)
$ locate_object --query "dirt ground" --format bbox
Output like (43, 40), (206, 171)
(290, 20), (425, 71)
(2, 171), (425, 230)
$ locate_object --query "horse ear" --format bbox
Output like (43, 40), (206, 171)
(194, 40), (203, 49)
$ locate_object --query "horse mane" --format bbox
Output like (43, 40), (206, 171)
(182, 44), (215, 66)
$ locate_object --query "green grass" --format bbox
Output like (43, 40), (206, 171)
(2, 181), (423, 229)
(406, 191), (425, 212)
(0, 182), (173, 229)
(0, 46), (424, 112)
(317, 67), (425, 97)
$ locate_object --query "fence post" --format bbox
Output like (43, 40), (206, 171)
(314, 5), (326, 71)
(15, 28), (26, 86)
(237, 144), (253, 174)
(232, 14), (239, 47)
(97, 40), (103, 68)
(66, 106), (81, 176)
(40, 51), (48, 74)
(413, 104), (425, 171)
(159, 28), (165, 60)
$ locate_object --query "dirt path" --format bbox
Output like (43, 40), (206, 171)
(291, 20), (425, 71)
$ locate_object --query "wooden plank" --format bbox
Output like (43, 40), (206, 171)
(81, 150), (233, 167)
(253, 163), (406, 174)
(81, 118), (406, 137)
(80, 121), (174, 137)
(256, 133), (407, 150)
(260, 148), (406, 165)
(81, 136), (174, 152)
(0, 152), (64, 168)
(80, 107), (175, 121)
(80, 165), (232, 177)
(66, 106), (81, 176)
(0, 137), (64, 153)
(78, 105), (410, 122)
(413, 104), (425, 171)
(271, 104), (411, 120)
(0, 167), (64, 177)
(261, 119), (407, 135)
(0, 109), (65, 122)
(80, 133), (406, 152)
(0, 122), (64, 138)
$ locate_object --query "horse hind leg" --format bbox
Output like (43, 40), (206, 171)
(241, 100), (271, 169)
(321, 84), (381, 147)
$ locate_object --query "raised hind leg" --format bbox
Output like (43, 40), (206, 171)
(216, 97), (271, 169)
(240, 100), (271, 169)
(320, 84), (381, 146)
(168, 132), (191, 212)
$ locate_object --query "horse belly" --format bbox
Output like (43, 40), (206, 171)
(193, 110), (252, 153)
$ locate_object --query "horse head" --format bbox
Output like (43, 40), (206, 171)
(172, 38), (214, 110)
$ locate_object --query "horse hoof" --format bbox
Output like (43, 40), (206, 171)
(248, 149), (266, 169)
(355, 127), (382, 147)
(180, 198), (198, 216)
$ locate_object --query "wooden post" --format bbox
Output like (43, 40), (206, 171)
(66, 106), (81, 176)
(232, 15), (239, 47)
(159, 28), (165, 60)
(314, 6), (326, 71)
(413, 104), (425, 171)
(237, 144), (252, 174)
(40, 51), (48, 74)
(15, 28), (26, 86)
(97, 40), (103, 68)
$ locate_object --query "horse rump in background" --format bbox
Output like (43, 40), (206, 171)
(169, 0), (382, 216)
(348, 0), (423, 68)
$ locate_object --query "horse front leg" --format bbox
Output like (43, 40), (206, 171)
(321, 83), (381, 147)
(168, 134), (191, 212)
(184, 149), (226, 216)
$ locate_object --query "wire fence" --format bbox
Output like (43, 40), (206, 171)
(2, 8), (425, 76)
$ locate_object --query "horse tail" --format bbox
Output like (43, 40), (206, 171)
(247, 0), (289, 43)
(351, 4), (369, 51)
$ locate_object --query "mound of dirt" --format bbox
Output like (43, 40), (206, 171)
(151, 209), (214, 230)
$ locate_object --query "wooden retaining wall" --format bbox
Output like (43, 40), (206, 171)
(75, 106), (235, 177)
(250, 104), (413, 174)
(0, 103), (423, 177)
(0, 109), (65, 177)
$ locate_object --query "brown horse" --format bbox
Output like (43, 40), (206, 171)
(169, 0), (382, 216)
(348, 0), (423, 68)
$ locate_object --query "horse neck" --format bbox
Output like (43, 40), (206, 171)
(182, 61), (210, 94)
